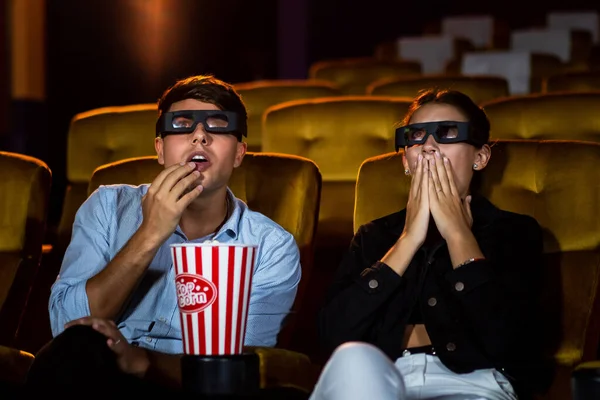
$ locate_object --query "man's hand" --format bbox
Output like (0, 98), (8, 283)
(139, 162), (204, 245)
(66, 317), (150, 378)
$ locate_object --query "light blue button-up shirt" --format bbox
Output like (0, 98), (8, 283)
(49, 184), (301, 353)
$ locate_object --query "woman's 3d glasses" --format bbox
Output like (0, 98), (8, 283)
(395, 121), (483, 151)
(156, 110), (244, 140)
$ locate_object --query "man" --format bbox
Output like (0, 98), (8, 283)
(25, 75), (301, 395)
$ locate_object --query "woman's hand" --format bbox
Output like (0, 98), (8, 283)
(401, 154), (430, 248)
(427, 152), (473, 240)
(382, 154), (430, 276)
(427, 152), (484, 268)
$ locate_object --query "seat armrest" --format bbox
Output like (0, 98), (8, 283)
(572, 360), (600, 400)
(245, 346), (322, 394)
(0, 345), (34, 384)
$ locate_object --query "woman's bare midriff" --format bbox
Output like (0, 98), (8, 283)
(403, 324), (432, 348)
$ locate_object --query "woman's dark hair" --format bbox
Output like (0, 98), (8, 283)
(402, 89), (490, 147)
(157, 74), (248, 139)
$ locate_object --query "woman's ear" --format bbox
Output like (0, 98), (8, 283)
(473, 144), (491, 170)
(402, 151), (410, 174)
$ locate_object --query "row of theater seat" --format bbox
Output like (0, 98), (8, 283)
(55, 89), (600, 261)
(3, 137), (600, 399)
(309, 57), (600, 95)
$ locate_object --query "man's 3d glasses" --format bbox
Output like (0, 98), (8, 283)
(395, 121), (484, 151)
(156, 110), (244, 140)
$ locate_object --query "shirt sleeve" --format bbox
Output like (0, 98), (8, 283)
(443, 214), (545, 367)
(243, 229), (301, 347)
(49, 188), (113, 336)
(317, 225), (405, 354)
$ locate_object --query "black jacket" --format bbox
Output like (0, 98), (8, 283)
(318, 195), (554, 398)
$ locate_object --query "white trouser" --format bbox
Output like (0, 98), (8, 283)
(309, 342), (517, 400)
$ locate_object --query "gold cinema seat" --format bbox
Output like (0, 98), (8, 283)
(262, 95), (413, 248)
(234, 79), (342, 152)
(481, 91), (600, 142)
(0, 151), (52, 389)
(367, 75), (509, 105)
(309, 57), (422, 95)
(354, 140), (600, 400)
(545, 71), (600, 93)
(56, 104), (158, 256)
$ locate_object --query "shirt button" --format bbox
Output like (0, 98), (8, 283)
(145, 337), (152, 343)
(368, 279), (379, 289)
(427, 297), (437, 307)
(159, 317), (167, 323)
(454, 282), (465, 292)
(446, 342), (457, 352)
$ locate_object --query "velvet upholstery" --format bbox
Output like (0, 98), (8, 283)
(262, 96), (412, 246)
(234, 80), (342, 152)
(86, 152), (323, 394)
(354, 140), (600, 400)
(367, 75), (510, 105)
(481, 91), (600, 142)
(308, 57), (422, 94)
(545, 71), (600, 93)
(0, 151), (52, 386)
(57, 104), (158, 256)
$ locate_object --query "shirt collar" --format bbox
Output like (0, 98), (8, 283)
(213, 188), (241, 241)
(160, 186), (241, 242)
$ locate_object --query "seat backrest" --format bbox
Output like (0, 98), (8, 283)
(262, 96), (412, 245)
(262, 96), (412, 182)
(0, 151), (52, 346)
(529, 53), (569, 93)
(545, 71), (600, 93)
(367, 75), (509, 105)
(355, 140), (600, 372)
(234, 80), (342, 151)
(56, 104), (159, 256)
(67, 104), (158, 185)
(309, 58), (422, 94)
(88, 152), (322, 348)
(481, 91), (600, 141)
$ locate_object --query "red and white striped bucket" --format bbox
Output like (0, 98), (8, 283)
(171, 243), (257, 355)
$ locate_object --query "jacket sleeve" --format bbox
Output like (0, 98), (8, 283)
(317, 224), (406, 353)
(444, 213), (546, 370)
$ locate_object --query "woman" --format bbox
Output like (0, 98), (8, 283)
(310, 90), (552, 400)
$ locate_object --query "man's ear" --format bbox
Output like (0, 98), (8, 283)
(234, 141), (247, 168)
(155, 137), (165, 165)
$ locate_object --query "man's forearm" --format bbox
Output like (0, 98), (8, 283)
(86, 227), (162, 319)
